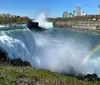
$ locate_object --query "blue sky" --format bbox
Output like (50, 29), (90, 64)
(0, 0), (100, 18)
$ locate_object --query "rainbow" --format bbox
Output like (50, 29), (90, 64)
(82, 44), (100, 64)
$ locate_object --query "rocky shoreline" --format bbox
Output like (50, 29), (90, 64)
(54, 21), (100, 34)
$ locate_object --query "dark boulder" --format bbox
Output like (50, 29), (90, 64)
(0, 48), (30, 66)
(10, 58), (30, 66)
(0, 49), (8, 62)
(27, 21), (45, 31)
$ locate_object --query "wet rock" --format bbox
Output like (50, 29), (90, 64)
(0, 48), (30, 66)
(0, 49), (8, 62)
(10, 58), (30, 66)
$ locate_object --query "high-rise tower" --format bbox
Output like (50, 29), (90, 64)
(98, 5), (100, 15)
(76, 7), (81, 16)
(63, 11), (67, 18)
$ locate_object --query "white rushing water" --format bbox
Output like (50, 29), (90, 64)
(34, 12), (53, 29)
(0, 28), (100, 76)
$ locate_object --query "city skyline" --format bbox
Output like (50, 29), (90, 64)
(0, 0), (100, 18)
(63, 5), (100, 18)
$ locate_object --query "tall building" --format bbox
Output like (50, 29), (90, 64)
(63, 12), (65, 18)
(65, 11), (67, 17)
(63, 11), (74, 18)
(67, 13), (70, 18)
(63, 11), (67, 18)
(98, 5), (100, 15)
(76, 7), (81, 16)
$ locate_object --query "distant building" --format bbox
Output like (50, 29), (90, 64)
(98, 5), (100, 15)
(67, 13), (70, 18)
(63, 11), (74, 18)
(76, 7), (81, 16)
(70, 13), (73, 17)
(65, 11), (67, 17)
(63, 12), (65, 18)
(67, 13), (72, 17)
(62, 12), (64, 18)
(63, 11), (67, 18)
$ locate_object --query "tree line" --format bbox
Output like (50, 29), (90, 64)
(1, 13), (100, 24)
(48, 15), (100, 22)
(0, 13), (32, 24)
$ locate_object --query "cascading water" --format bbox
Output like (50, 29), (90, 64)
(0, 28), (100, 76)
(0, 29), (36, 62)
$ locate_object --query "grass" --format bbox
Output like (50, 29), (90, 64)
(0, 65), (100, 85)
(0, 76), (16, 85)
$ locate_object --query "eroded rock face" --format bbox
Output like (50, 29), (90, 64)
(0, 48), (30, 66)
(10, 58), (30, 66)
(0, 49), (8, 62)
(27, 21), (45, 31)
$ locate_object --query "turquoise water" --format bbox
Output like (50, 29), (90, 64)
(48, 28), (100, 50)
(0, 28), (100, 76)
(49, 28), (100, 58)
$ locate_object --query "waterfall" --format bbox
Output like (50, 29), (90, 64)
(0, 29), (36, 62)
(0, 28), (100, 76)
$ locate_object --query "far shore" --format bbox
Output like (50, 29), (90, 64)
(67, 27), (100, 34)
(54, 21), (100, 34)
(57, 26), (100, 35)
